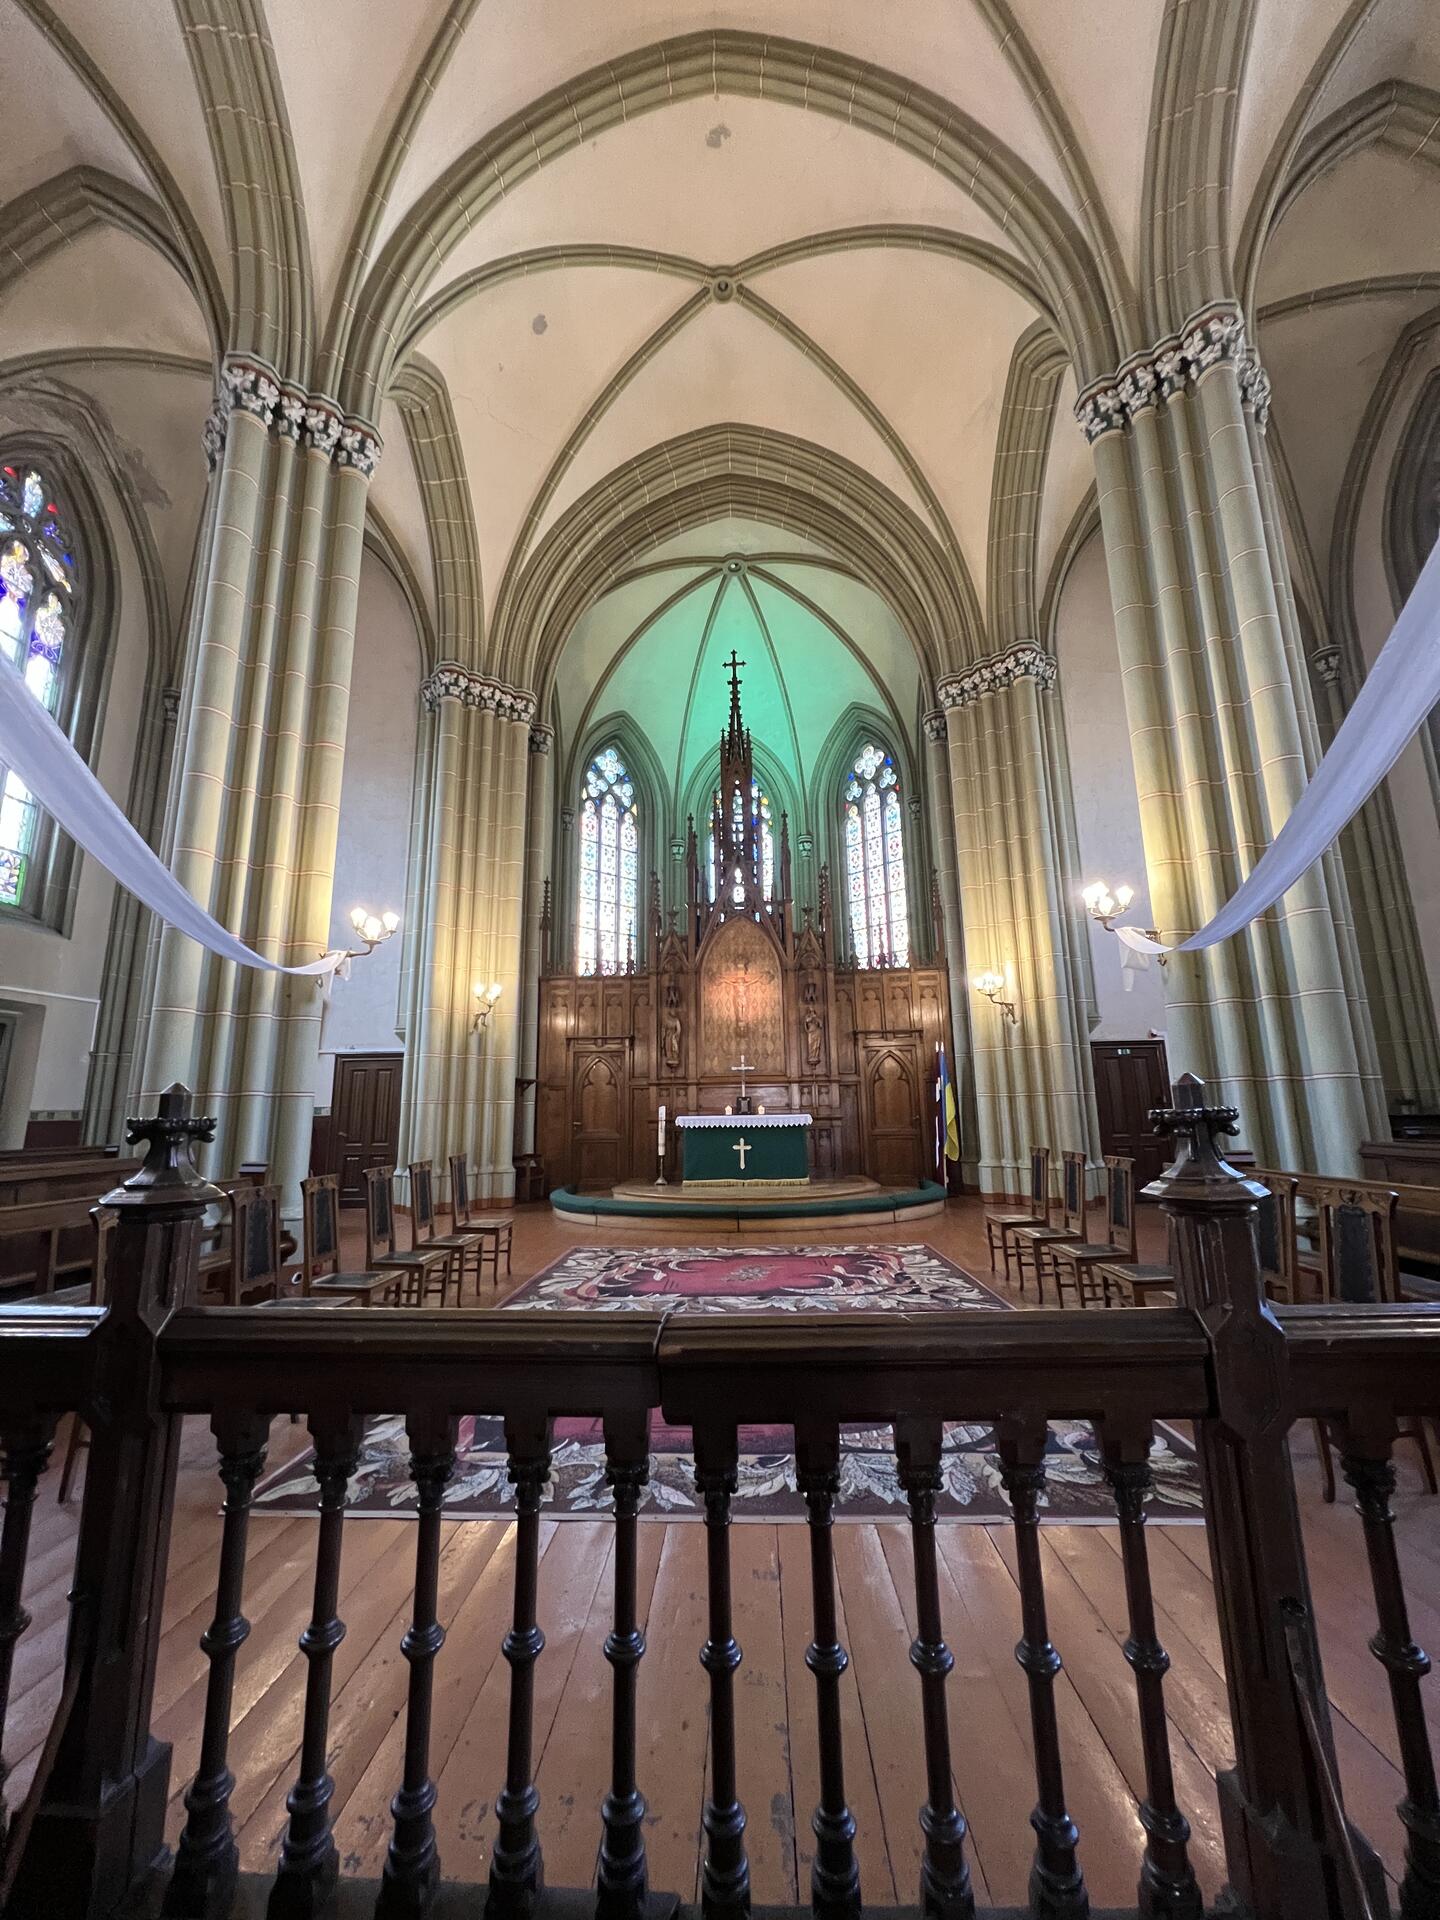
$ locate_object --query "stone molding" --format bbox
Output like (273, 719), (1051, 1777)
(1311, 646), (1343, 687)
(205, 353), (383, 475)
(421, 661), (537, 723)
(528, 723), (555, 754)
(1075, 303), (1272, 443)
(936, 643), (1057, 710)
(921, 708), (948, 745)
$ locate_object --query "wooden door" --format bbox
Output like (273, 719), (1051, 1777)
(571, 1044), (628, 1191)
(1091, 1039), (1171, 1191)
(859, 1039), (924, 1189)
(330, 1052), (402, 1205)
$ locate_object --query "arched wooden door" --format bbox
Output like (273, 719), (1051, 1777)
(570, 1042), (628, 1190)
(858, 1039), (924, 1188)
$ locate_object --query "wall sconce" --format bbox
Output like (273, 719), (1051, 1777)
(338, 905), (399, 958)
(1082, 879), (1166, 964)
(972, 969), (1018, 1025)
(471, 981), (502, 1034)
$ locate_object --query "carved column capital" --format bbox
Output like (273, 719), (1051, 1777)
(921, 707), (948, 745)
(936, 642), (1057, 710)
(528, 722), (554, 754)
(420, 662), (537, 723)
(1076, 303), (1271, 442)
(205, 354), (383, 477)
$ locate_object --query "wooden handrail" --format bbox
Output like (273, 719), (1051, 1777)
(2, 1079), (1438, 1920)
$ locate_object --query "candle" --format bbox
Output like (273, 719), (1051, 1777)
(657, 1104), (666, 1154)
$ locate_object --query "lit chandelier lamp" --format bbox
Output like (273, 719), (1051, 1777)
(1081, 880), (1166, 964)
(472, 981), (503, 1035)
(971, 968), (1018, 1025)
(345, 904), (400, 956)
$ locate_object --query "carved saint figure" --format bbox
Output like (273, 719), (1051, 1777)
(661, 983), (683, 1070)
(802, 986), (824, 1070)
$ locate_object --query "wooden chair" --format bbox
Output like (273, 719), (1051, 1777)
(450, 1152), (513, 1290)
(196, 1182), (285, 1306)
(1310, 1183), (1438, 1501)
(409, 1159), (479, 1305)
(57, 1204), (116, 1502)
(1048, 1156), (1139, 1308)
(364, 1165), (453, 1307)
(297, 1174), (402, 1305)
(983, 1146), (1051, 1292)
(1009, 1150), (1088, 1303)
(1255, 1174), (1300, 1304)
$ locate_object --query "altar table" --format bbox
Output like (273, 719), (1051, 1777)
(675, 1112), (813, 1187)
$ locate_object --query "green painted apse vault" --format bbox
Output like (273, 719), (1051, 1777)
(553, 519), (921, 827)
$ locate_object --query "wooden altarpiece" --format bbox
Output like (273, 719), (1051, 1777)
(535, 665), (953, 1192)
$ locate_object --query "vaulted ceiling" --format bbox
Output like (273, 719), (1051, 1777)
(3, 0), (1438, 690)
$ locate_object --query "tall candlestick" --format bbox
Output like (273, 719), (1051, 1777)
(655, 1104), (667, 1185)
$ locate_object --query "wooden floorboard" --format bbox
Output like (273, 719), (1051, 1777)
(4, 1195), (1437, 1910)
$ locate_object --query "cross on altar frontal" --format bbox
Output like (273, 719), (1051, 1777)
(674, 1111), (814, 1188)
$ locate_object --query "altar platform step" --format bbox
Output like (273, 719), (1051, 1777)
(549, 1176), (947, 1229)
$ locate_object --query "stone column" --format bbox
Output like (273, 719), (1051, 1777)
(1080, 306), (1388, 1171)
(1307, 647), (1440, 1114)
(137, 357), (381, 1212)
(515, 722), (555, 1161)
(942, 647), (1099, 1196)
(923, 708), (980, 1188)
(397, 665), (533, 1204)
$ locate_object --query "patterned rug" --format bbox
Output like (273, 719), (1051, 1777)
(252, 1244), (1204, 1523)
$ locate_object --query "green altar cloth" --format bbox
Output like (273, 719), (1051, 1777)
(676, 1113), (812, 1186)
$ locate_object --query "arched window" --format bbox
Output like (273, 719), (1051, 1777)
(577, 746), (639, 975)
(843, 742), (909, 967)
(0, 463), (78, 910)
(707, 779), (774, 903)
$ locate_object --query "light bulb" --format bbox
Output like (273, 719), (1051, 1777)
(362, 915), (383, 944)
(350, 905), (368, 932)
(488, 982), (502, 1003)
(1114, 884), (1134, 911)
(381, 910), (400, 933)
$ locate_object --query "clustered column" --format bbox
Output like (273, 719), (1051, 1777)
(941, 646), (1099, 1194)
(1080, 306), (1389, 1170)
(133, 357), (381, 1209)
(397, 665), (533, 1204)
(514, 723), (555, 1163)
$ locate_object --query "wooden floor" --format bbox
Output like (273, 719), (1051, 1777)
(7, 1198), (1439, 1910)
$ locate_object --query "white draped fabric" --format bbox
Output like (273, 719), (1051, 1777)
(1, 534), (1437, 976)
(1116, 534), (1440, 957)
(0, 645), (344, 977)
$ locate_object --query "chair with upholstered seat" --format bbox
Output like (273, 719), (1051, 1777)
(409, 1159), (481, 1305)
(364, 1166), (454, 1307)
(298, 1174), (402, 1305)
(1009, 1150), (1088, 1303)
(1048, 1157), (1138, 1308)
(450, 1153), (513, 1289)
(1310, 1184), (1438, 1501)
(983, 1146), (1051, 1294)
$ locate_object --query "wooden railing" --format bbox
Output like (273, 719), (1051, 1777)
(1, 1079), (1438, 1920)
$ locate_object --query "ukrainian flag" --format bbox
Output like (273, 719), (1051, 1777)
(936, 1040), (960, 1165)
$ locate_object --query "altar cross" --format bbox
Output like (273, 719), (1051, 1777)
(731, 1135), (752, 1173)
(730, 1054), (754, 1104)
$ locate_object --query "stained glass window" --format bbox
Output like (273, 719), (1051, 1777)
(843, 742), (909, 967)
(577, 746), (639, 975)
(0, 463), (77, 911)
(707, 780), (774, 903)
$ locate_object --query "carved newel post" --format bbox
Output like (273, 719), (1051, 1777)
(1148, 1075), (1386, 1920)
(10, 1085), (221, 1919)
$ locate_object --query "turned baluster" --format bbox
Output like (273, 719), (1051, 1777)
(0, 1419), (55, 1854)
(997, 1417), (1087, 1920)
(1336, 1413), (1440, 1920)
(1098, 1420), (1202, 1920)
(597, 1409), (650, 1920)
(892, 1417), (974, 1920)
(489, 1410), (553, 1919)
(269, 1413), (362, 1920)
(694, 1419), (750, 1920)
(379, 1411), (457, 1919)
(166, 1411), (270, 1918)
(796, 1418), (861, 1920)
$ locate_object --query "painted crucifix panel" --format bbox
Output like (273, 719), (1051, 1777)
(698, 916), (785, 1076)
